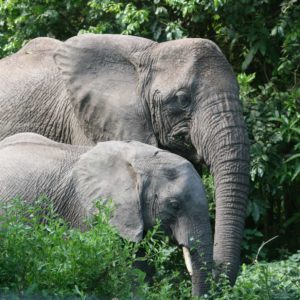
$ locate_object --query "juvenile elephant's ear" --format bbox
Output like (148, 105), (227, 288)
(72, 141), (144, 242)
(54, 34), (155, 142)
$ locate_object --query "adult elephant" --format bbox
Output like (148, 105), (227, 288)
(0, 133), (213, 296)
(0, 34), (250, 284)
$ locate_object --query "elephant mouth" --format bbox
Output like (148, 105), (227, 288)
(166, 125), (197, 161)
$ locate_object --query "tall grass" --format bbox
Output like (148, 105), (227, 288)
(0, 198), (299, 299)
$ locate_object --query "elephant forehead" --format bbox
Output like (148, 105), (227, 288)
(155, 38), (222, 63)
(142, 162), (198, 185)
(150, 60), (196, 96)
(134, 152), (192, 172)
(151, 169), (205, 202)
(151, 40), (225, 93)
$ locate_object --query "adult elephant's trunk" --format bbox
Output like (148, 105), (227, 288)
(192, 92), (250, 284)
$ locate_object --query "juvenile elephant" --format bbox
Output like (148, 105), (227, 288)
(0, 133), (213, 296)
(0, 34), (250, 283)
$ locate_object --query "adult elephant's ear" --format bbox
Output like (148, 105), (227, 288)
(73, 141), (144, 242)
(53, 34), (155, 142)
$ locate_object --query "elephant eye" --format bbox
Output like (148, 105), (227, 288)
(175, 92), (190, 108)
(169, 199), (179, 210)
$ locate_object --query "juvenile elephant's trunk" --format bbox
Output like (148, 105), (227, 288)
(188, 224), (213, 296)
(183, 247), (211, 295)
(192, 93), (250, 284)
(176, 218), (213, 296)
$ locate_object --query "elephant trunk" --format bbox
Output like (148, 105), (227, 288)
(213, 157), (249, 283)
(176, 218), (213, 296)
(191, 223), (213, 296)
(190, 244), (212, 296)
(192, 93), (250, 284)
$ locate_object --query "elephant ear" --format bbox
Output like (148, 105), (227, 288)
(53, 34), (155, 142)
(72, 141), (144, 242)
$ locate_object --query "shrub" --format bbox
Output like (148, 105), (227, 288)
(0, 197), (144, 299)
(211, 252), (300, 300)
(0, 197), (193, 299)
(0, 198), (299, 299)
(238, 73), (300, 261)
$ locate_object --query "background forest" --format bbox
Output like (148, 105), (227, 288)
(0, 0), (299, 299)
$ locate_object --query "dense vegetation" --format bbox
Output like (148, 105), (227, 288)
(0, 0), (299, 298)
(1, 199), (299, 299)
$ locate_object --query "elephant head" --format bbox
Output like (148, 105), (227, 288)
(54, 34), (250, 284)
(73, 141), (213, 296)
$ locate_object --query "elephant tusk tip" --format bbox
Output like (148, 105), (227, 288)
(182, 246), (193, 276)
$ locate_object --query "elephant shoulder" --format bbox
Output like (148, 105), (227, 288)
(17, 37), (63, 56)
(0, 133), (90, 159)
(0, 133), (58, 149)
(0, 37), (63, 77)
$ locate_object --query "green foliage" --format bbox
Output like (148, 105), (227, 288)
(135, 225), (192, 300)
(0, 0), (88, 56)
(0, 199), (299, 299)
(211, 252), (300, 300)
(0, 198), (193, 299)
(202, 172), (215, 221)
(239, 72), (300, 261)
(0, 197), (143, 299)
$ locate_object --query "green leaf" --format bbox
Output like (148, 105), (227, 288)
(285, 153), (300, 163)
(291, 164), (300, 181)
(242, 46), (258, 70)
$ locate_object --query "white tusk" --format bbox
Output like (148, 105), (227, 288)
(182, 246), (193, 276)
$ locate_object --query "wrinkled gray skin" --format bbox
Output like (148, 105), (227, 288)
(0, 133), (213, 296)
(0, 34), (250, 284)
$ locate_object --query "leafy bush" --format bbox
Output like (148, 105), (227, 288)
(0, 0), (88, 57)
(0, 197), (144, 299)
(238, 73), (300, 261)
(214, 252), (300, 300)
(0, 198), (193, 299)
(0, 199), (299, 299)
